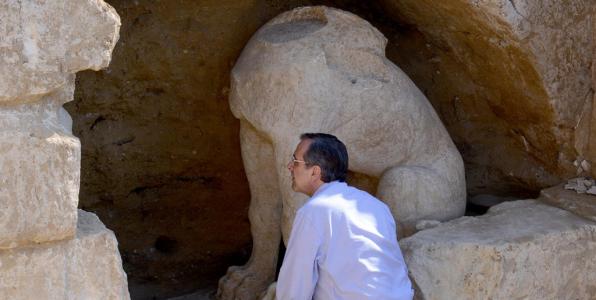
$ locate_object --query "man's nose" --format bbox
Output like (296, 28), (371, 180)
(287, 161), (293, 171)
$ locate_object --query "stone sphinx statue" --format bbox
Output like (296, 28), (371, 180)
(218, 6), (466, 299)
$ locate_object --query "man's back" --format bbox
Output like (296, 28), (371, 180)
(277, 181), (413, 300)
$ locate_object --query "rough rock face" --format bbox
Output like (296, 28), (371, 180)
(0, 210), (130, 300)
(0, 79), (80, 249)
(400, 200), (596, 300)
(219, 6), (466, 299)
(0, 0), (128, 298)
(538, 184), (596, 222)
(380, 0), (593, 194)
(0, 0), (120, 248)
(0, 0), (120, 104)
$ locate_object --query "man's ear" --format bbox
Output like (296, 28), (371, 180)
(311, 165), (322, 180)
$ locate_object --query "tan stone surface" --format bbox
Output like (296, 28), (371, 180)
(0, 79), (80, 249)
(380, 0), (593, 192)
(400, 200), (596, 300)
(0, 210), (130, 300)
(219, 6), (466, 299)
(0, 0), (120, 104)
(538, 183), (596, 222)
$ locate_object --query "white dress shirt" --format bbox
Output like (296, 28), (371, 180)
(276, 181), (413, 300)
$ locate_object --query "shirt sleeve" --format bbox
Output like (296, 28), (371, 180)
(276, 213), (322, 300)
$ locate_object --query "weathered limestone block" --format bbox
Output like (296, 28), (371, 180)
(539, 183), (596, 222)
(0, 0), (120, 104)
(380, 0), (593, 192)
(400, 200), (596, 300)
(219, 6), (466, 299)
(0, 79), (80, 249)
(0, 210), (130, 300)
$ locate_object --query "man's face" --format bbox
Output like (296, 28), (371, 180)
(287, 139), (314, 195)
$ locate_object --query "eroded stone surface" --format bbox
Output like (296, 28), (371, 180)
(0, 79), (80, 249)
(401, 200), (596, 300)
(0, 0), (120, 104)
(0, 210), (130, 300)
(539, 183), (596, 222)
(380, 0), (593, 193)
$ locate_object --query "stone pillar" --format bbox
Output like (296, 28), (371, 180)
(0, 0), (129, 298)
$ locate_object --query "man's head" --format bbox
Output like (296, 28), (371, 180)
(287, 133), (348, 196)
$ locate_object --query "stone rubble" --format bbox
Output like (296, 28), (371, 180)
(563, 177), (596, 195)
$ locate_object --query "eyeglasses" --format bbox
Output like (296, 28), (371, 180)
(290, 155), (307, 166)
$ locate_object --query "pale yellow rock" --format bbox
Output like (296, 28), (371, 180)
(400, 200), (596, 300)
(0, 79), (80, 249)
(0, 0), (120, 104)
(380, 0), (592, 187)
(0, 210), (130, 300)
(219, 6), (466, 299)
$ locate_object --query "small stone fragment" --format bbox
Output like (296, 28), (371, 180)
(581, 160), (591, 172)
(415, 220), (442, 231)
(563, 177), (596, 195)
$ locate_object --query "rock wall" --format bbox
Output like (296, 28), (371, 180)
(0, 0), (128, 298)
(381, 0), (593, 195)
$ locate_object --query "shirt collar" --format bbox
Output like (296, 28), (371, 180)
(310, 180), (343, 199)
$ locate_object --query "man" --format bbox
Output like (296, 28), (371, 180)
(276, 133), (413, 300)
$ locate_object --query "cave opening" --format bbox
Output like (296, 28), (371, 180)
(63, 0), (565, 299)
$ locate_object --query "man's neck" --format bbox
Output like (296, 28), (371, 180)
(308, 180), (328, 197)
